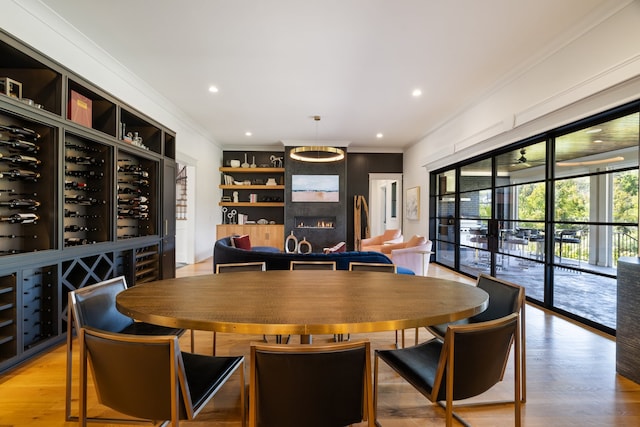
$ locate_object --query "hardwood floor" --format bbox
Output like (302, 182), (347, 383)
(1, 260), (639, 426)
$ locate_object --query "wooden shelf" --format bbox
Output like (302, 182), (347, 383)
(219, 167), (284, 173)
(219, 202), (284, 207)
(219, 184), (284, 190)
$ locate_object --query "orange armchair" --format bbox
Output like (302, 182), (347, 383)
(360, 229), (403, 252)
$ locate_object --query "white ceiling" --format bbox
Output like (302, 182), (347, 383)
(40, 0), (621, 151)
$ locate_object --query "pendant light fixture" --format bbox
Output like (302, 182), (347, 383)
(289, 116), (345, 163)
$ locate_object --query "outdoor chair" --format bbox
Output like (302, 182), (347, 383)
(79, 327), (245, 427)
(375, 313), (521, 427)
(249, 340), (374, 427)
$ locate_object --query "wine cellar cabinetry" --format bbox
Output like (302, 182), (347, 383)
(0, 30), (177, 371)
(64, 133), (110, 246)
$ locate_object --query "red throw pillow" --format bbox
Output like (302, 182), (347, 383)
(231, 234), (252, 250)
(323, 241), (346, 253)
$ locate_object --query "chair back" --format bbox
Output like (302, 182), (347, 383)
(69, 276), (134, 332)
(80, 327), (191, 421)
(216, 261), (266, 273)
(434, 313), (519, 402)
(471, 274), (524, 323)
(349, 262), (397, 273)
(290, 261), (337, 270)
(249, 340), (374, 427)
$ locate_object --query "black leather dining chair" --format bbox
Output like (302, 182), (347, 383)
(214, 262), (268, 348)
(290, 260), (337, 270)
(65, 276), (185, 422)
(375, 313), (521, 427)
(348, 261), (403, 345)
(79, 327), (245, 427)
(249, 340), (374, 427)
(425, 273), (527, 402)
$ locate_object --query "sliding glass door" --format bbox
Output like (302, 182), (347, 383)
(430, 105), (639, 334)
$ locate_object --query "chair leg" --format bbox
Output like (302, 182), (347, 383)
(64, 308), (74, 421)
(373, 354), (379, 423)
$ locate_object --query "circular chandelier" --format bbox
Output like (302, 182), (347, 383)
(289, 115), (345, 163)
(289, 145), (345, 163)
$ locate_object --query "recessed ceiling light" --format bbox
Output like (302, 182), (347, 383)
(245, 131), (252, 136)
(594, 139), (603, 143)
(376, 133), (383, 139)
(412, 88), (422, 97)
(208, 86), (219, 93)
(585, 128), (602, 134)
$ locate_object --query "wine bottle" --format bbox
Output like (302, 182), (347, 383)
(0, 199), (40, 209)
(118, 196), (149, 204)
(118, 186), (143, 194)
(1, 169), (40, 181)
(0, 137), (39, 152)
(65, 169), (103, 178)
(65, 143), (98, 152)
(64, 225), (90, 232)
(0, 154), (41, 167)
(64, 237), (89, 246)
(65, 156), (104, 165)
(65, 195), (104, 205)
(65, 180), (88, 189)
(0, 124), (40, 140)
(0, 213), (39, 223)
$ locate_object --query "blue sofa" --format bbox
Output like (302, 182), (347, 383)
(213, 236), (414, 274)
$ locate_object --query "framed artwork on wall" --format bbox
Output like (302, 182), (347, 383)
(291, 174), (339, 202)
(405, 186), (420, 220)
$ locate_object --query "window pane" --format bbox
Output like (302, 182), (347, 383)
(460, 158), (492, 192)
(496, 141), (546, 184)
(613, 169), (638, 224)
(554, 177), (589, 222)
(555, 112), (639, 179)
(460, 189), (491, 219)
(554, 270), (617, 329)
(437, 170), (455, 196)
(495, 259), (545, 302)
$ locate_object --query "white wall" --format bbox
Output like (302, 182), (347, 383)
(2, 0), (223, 263)
(404, 0), (640, 242)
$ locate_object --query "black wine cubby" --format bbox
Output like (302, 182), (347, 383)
(0, 113), (56, 255)
(0, 37), (62, 116)
(134, 245), (160, 284)
(64, 133), (111, 247)
(0, 273), (16, 363)
(117, 150), (157, 240)
(21, 265), (57, 350)
(67, 79), (117, 138)
(120, 108), (162, 154)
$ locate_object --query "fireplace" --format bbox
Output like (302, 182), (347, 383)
(295, 216), (336, 229)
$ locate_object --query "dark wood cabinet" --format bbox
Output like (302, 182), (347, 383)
(0, 29), (176, 372)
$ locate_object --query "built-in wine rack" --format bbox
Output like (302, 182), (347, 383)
(0, 115), (55, 255)
(22, 265), (57, 350)
(128, 245), (159, 284)
(0, 274), (16, 361)
(117, 150), (156, 239)
(0, 29), (176, 372)
(64, 133), (110, 247)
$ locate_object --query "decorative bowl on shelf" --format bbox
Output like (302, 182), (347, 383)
(230, 160), (240, 168)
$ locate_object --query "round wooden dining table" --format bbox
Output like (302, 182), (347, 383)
(116, 270), (488, 342)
